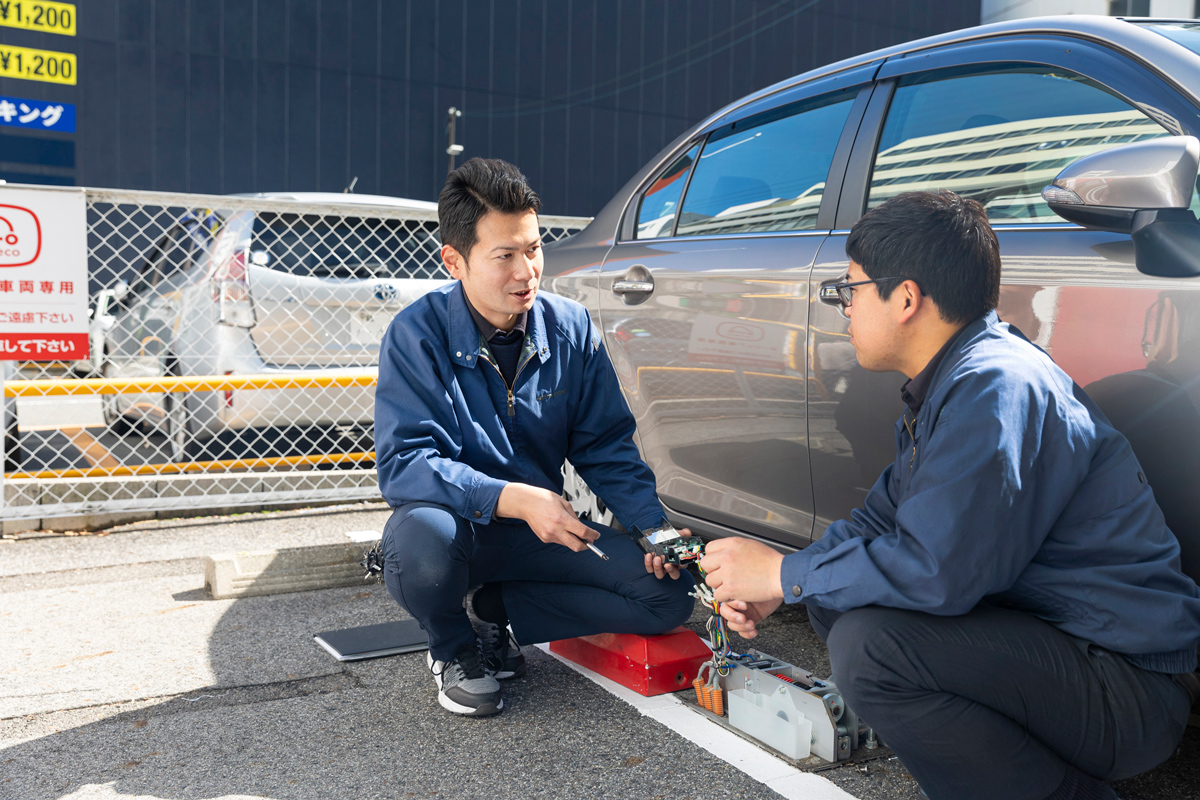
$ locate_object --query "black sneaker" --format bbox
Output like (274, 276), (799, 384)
(476, 620), (526, 680)
(427, 640), (503, 716)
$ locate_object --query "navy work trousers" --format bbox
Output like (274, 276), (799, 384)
(807, 603), (1191, 800)
(381, 503), (696, 662)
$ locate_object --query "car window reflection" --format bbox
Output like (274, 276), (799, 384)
(867, 66), (1195, 222)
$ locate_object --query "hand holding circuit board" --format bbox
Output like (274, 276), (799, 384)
(634, 521), (705, 580)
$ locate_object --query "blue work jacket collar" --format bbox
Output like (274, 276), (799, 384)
(920, 310), (999, 411)
(446, 281), (551, 369)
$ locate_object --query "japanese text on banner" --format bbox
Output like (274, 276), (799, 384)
(0, 186), (88, 361)
(0, 95), (74, 132)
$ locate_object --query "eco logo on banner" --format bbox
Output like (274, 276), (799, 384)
(0, 187), (88, 360)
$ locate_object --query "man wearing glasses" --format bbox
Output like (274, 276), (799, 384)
(699, 190), (1200, 800)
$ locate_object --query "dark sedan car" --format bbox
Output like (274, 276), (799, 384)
(547, 15), (1200, 583)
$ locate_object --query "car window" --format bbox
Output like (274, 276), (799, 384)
(677, 93), (855, 235)
(867, 65), (1189, 223)
(159, 230), (198, 281)
(129, 228), (184, 296)
(635, 145), (700, 239)
(128, 214), (217, 298)
(253, 214), (445, 279)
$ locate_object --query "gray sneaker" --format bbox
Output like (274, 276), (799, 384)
(427, 640), (502, 716)
(476, 621), (526, 680)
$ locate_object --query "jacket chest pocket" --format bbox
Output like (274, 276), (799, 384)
(527, 387), (571, 428)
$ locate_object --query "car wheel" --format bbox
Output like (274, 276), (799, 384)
(562, 461), (616, 529)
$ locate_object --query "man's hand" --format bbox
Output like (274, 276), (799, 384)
(496, 483), (598, 552)
(699, 537), (786, 604)
(716, 598), (783, 639)
(642, 527), (695, 580)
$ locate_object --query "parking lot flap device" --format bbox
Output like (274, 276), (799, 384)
(0, 185), (88, 361)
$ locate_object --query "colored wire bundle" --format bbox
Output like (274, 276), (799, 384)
(697, 565), (734, 676)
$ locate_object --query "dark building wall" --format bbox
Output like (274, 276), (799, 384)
(0, 0), (981, 216)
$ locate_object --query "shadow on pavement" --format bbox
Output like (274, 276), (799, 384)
(1, 551), (781, 800)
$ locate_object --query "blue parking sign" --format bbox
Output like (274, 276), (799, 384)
(0, 96), (75, 133)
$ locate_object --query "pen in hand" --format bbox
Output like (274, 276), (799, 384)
(585, 540), (609, 561)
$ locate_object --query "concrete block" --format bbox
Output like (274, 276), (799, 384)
(257, 469), (380, 512)
(38, 477), (158, 531)
(157, 473), (261, 499)
(205, 541), (372, 599)
(2, 481), (41, 533)
(42, 510), (157, 532)
(155, 474), (264, 519)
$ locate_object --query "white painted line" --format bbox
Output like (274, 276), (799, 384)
(344, 530), (381, 542)
(536, 643), (857, 800)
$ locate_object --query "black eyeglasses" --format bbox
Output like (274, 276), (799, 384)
(819, 277), (907, 308)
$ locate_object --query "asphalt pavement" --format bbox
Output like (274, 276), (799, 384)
(2, 503), (1197, 799)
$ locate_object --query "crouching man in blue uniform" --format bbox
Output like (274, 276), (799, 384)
(374, 158), (695, 717)
(700, 191), (1200, 799)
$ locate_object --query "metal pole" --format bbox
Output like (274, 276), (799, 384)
(1, 360), (10, 515)
(446, 107), (464, 175)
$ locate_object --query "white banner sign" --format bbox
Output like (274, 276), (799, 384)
(0, 185), (88, 360)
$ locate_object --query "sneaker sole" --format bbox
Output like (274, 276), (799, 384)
(493, 660), (527, 681)
(437, 691), (503, 717)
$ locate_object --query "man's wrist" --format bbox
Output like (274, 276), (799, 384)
(495, 482), (522, 520)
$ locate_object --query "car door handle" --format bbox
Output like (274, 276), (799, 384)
(611, 280), (655, 295)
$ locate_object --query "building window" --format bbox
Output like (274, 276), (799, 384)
(1109, 0), (1151, 15)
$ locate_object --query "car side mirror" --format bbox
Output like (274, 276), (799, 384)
(1042, 135), (1200, 278)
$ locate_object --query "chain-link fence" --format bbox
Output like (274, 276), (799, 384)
(1, 186), (590, 526)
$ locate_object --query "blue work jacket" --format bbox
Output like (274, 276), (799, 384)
(374, 281), (664, 532)
(783, 311), (1200, 672)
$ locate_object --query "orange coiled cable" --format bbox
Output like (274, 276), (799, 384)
(693, 676), (726, 716)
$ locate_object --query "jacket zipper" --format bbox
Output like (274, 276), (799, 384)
(481, 352), (534, 418)
(902, 412), (917, 468)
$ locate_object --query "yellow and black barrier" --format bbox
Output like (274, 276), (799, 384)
(3, 371), (378, 397)
(3, 371), (380, 481)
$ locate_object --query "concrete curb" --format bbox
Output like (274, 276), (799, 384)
(205, 539), (379, 599)
(3, 470), (381, 533)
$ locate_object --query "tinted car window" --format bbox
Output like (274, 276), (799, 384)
(678, 94), (855, 235)
(130, 226), (194, 296)
(636, 145), (699, 239)
(867, 66), (1179, 222)
(253, 213), (444, 279)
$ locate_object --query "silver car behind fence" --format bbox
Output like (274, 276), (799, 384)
(2, 187), (590, 525)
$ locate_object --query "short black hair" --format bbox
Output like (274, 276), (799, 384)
(845, 190), (1000, 325)
(438, 158), (542, 261)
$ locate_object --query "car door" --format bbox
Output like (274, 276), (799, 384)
(809, 37), (1200, 536)
(598, 66), (875, 546)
